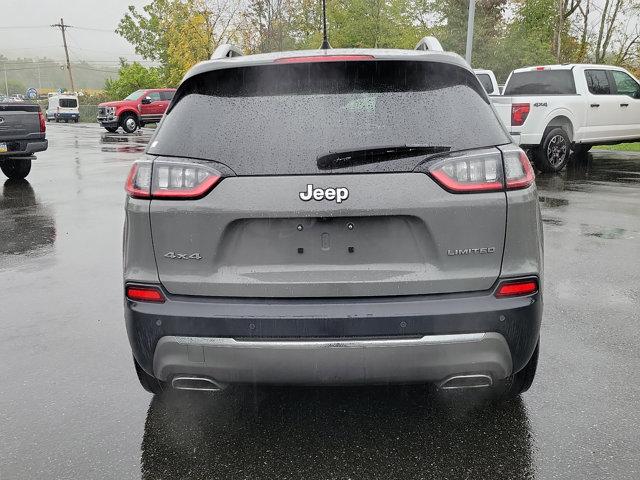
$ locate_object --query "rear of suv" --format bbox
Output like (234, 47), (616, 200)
(123, 47), (543, 399)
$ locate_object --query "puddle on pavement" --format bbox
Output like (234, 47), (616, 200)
(536, 152), (640, 192)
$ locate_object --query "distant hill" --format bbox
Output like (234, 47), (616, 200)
(0, 54), (117, 93)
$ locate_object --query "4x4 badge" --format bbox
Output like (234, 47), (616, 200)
(164, 252), (203, 260)
(299, 184), (349, 203)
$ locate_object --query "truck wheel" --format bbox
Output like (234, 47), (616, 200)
(120, 113), (138, 134)
(1, 158), (32, 180)
(535, 128), (570, 173)
(134, 357), (166, 395)
(104, 126), (118, 133)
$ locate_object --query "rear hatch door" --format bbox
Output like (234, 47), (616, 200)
(147, 59), (510, 297)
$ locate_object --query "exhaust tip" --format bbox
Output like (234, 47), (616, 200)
(171, 376), (224, 392)
(439, 374), (493, 390)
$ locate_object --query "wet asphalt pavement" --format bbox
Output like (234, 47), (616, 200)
(1, 123), (639, 479)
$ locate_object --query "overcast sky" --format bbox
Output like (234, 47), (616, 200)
(1, 0), (151, 63)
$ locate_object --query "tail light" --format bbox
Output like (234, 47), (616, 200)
(126, 285), (165, 303)
(125, 159), (222, 199)
(501, 146), (535, 190)
(495, 278), (538, 297)
(38, 109), (46, 133)
(428, 150), (504, 193)
(428, 147), (534, 193)
(511, 103), (530, 126)
(125, 161), (153, 198)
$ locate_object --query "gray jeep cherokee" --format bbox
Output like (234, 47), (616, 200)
(123, 46), (543, 398)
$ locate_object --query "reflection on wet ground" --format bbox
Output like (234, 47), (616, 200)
(142, 387), (533, 480)
(100, 130), (151, 153)
(0, 125), (639, 480)
(536, 151), (640, 240)
(0, 180), (55, 258)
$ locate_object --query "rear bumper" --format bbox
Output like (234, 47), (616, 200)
(51, 112), (79, 120)
(125, 285), (542, 385)
(153, 333), (512, 384)
(0, 139), (48, 156)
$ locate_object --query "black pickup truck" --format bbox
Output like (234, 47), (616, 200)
(0, 103), (48, 179)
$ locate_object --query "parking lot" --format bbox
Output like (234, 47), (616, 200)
(1, 122), (639, 479)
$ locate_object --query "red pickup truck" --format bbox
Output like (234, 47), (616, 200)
(97, 88), (176, 133)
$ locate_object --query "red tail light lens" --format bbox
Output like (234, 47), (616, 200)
(152, 161), (221, 199)
(125, 160), (222, 199)
(38, 110), (46, 133)
(274, 55), (375, 64)
(126, 285), (165, 303)
(511, 103), (530, 126)
(495, 279), (538, 297)
(428, 150), (504, 193)
(125, 161), (152, 198)
(502, 148), (535, 190)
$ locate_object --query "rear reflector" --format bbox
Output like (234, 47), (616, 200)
(126, 286), (165, 303)
(511, 103), (530, 126)
(495, 279), (538, 297)
(274, 55), (375, 64)
(428, 150), (504, 193)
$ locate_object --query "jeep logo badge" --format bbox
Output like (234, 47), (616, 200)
(299, 184), (349, 203)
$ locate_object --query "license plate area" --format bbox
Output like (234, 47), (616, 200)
(217, 216), (429, 267)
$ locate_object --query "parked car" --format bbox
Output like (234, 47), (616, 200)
(46, 93), (80, 123)
(97, 88), (176, 133)
(492, 64), (640, 172)
(0, 102), (48, 179)
(474, 69), (500, 95)
(123, 41), (543, 400)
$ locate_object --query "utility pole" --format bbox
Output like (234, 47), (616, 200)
(3, 65), (8, 97)
(555, 0), (563, 62)
(51, 18), (75, 93)
(465, 0), (476, 64)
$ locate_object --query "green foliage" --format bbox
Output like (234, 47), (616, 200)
(113, 0), (638, 87)
(104, 61), (164, 100)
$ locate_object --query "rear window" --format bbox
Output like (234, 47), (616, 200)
(504, 70), (576, 95)
(59, 98), (77, 108)
(476, 74), (494, 93)
(149, 60), (509, 175)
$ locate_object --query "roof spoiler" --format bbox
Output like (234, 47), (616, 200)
(211, 44), (243, 60)
(415, 36), (444, 52)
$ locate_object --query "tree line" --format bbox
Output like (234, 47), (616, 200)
(105, 0), (639, 97)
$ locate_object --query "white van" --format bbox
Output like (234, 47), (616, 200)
(46, 94), (80, 123)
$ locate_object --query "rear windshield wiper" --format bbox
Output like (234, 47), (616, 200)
(317, 145), (451, 170)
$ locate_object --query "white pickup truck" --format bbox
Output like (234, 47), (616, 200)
(492, 64), (640, 172)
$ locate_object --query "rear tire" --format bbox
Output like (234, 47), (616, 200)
(104, 126), (118, 133)
(1, 158), (32, 180)
(120, 113), (138, 134)
(134, 357), (167, 395)
(535, 128), (570, 173)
